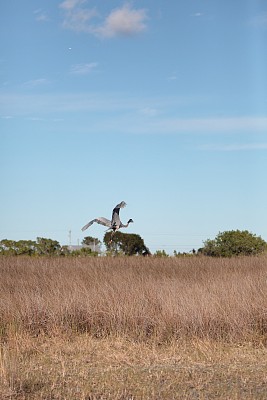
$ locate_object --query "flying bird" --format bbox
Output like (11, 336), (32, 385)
(81, 201), (133, 241)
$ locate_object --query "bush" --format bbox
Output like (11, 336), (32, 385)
(202, 230), (267, 257)
(104, 232), (150, 256)
(154, 250), (169, 257)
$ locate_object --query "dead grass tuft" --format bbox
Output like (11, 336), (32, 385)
(1, 255), (267, 398)
(1, 256), (267, 342)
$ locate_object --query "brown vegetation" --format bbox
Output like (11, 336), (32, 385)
(1, 256), (267, 398)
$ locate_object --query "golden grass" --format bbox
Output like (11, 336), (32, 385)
(1, 255), (267, 398)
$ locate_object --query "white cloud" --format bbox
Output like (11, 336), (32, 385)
(59, 1), (148, 38)
(146, 117), (267, 134)
(95, 4), (147, 38)
(34, 9), (50, 22)
(70, 62), (98, 75)
(1, 115), (13, 119)
(59, 0), (98, 32)
(250, 11), (267, 27)
(22, 78), (50, 88)
(59, 0), (86, 11)
(2, 91), (267, 137)
(26, 117), (45, 121)
(139, 107), (158, 117)
(167, 74), (177, 81)
(201, 143), (267, 151)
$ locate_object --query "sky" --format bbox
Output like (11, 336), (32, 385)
(1, 0), (267, 254)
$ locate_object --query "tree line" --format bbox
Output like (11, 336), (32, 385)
(0, 230), (266, 257)
(0, 237), (73, 256)
(0, 233), (149, 257)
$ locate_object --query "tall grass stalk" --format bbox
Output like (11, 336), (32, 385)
(1, 256), (267, 343)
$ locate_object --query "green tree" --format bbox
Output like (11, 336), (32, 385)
(82, 236), (101, 249)
(36, 237), (61, 256)
(15, 240), (37, 255)
(69, 247), (98, 257)
(0, 239), (17, 255)
(0, 239), (38, 255)
(104, 232), (150, 256)
(202, 230), (267, 257)
(154, 250), (169, 257)
(61, 245), (71, 256)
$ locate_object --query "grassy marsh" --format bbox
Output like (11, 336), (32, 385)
(1, 256), (267, 399)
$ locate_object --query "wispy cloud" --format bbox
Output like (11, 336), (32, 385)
(1, 91), (267, 135)
(167, 74), (178, 81)
(1, 115), (13, 120)
(34, 9), (50, 22)
(250, 11), (267, 28)
(201, 143), (267, 151)
(22, 78), (50, 88)
(139, 107), (158, 117)
(70, 62), (98, 75)
(192, 12), (204, 17)
(26, 116), (45, 121)
(59, 1), (148, 38)
(59, 0), (98, 32)
(95, 4), (147, 38)
(60, 0), (86, 10)
(155, 117), (267, 133)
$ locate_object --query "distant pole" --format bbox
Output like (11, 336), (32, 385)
(68, 230), (72, 246)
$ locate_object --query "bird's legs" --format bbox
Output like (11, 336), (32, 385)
(108, 223), (117, 245)
(108, 230), (115, 245)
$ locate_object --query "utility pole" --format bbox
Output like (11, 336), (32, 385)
(68, 230), (72, 246)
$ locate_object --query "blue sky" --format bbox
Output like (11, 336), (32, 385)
(1, 0), (267, 254)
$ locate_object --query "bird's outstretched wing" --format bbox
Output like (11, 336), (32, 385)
(111, 201), (126, 226)
(81, 217), (111, 231)
(114, 201), (127, 209)
(112, 201), (126, 217)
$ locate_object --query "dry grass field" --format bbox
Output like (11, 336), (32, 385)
(1, 255), (267, 399)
